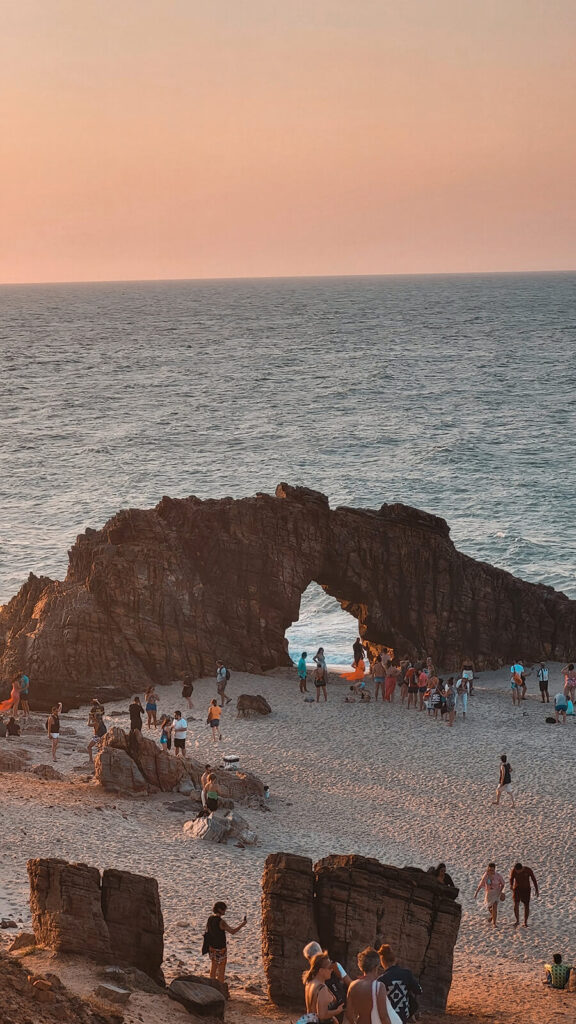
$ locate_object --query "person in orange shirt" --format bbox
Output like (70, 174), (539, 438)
(207, 699), (222, 742)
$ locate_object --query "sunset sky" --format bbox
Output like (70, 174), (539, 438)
(1, 0), (575, 283)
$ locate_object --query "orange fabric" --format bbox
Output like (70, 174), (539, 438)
(208, 706), (222, 721)
(343, 660), (365, 682)
(0, 684), (19, 713)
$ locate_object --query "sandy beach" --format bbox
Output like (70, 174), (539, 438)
(1, 663), (575, 1023)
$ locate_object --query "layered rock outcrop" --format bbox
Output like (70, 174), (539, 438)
(27, 858), (164, 981)
(261, 852), (461, 1013)
(2, 483), (575, 707)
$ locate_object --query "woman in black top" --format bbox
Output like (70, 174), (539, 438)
(205, 900), (247, 982)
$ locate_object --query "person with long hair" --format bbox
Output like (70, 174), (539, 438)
(0, 674), (21, 716)
(346, 947), (397, 1023)
(145, 686), (158, 729)
(204, 900), (247, 982)
(302, 951), (344, 1024)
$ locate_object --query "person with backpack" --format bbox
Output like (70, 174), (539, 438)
(537, 663), (550, 703)
(494, 753), (515, 807)
(46, 702), (62, 762)
(216, 661), (232, 706)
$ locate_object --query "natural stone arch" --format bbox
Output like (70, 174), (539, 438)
(1, 481), (576, 708)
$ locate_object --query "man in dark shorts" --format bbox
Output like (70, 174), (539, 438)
(172, 710), (188, 755)
(510, 862), (539, 927)
(129, 696), (144, 732)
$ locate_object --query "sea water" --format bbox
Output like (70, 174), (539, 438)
(1, 273), (575, 663)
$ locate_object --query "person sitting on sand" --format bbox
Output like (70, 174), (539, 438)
(544, 953), (571, 989)
(87, 712), (107, 763)
(207, 699), (222, 742)
(346, 947), (399, 1024)
(378, 944), (422, 1023)
(204, 900), (247, 983)
(297, 652), (308, 694)
(474, 861), (505, 927)
(554, 690), (568, 724)
(0, 717), (6, 738)
(314, 663), (328, 702)
(303, 941), (351, 1012)
(303, 951), (345, 1024)
(494, 753), (515, 807)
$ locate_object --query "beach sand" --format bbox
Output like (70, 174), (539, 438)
(0, 663), (575, 1023)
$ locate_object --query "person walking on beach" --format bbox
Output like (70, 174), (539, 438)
(204, 900), (247, 983)
(129, 696), (144, 732)
(372, 655), (386, 702)
(46, 703), (62, 762)
(346, 947), (396, 1024)
(494, 753), (515, 807)
(145, 686), (158, 729)
(474, 862), (505, 927)
(537, 663), (550, 703)
(510, 862), (539, 928)
(297, 652), (308, 693)
(314, 662), (328, 702)
(171, 710), (188, 754)
(181, 675), (194, 709)
(207, 699), (222, 741)
(216, 661), (232, 706)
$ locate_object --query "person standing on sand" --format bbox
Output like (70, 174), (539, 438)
(384, 662), (400, 703)
(207, 699), (223, 742)
(445, 678), (456, 726)
(455, 675), (469, 719)
(297, 652), (308, 693)
(0, 674), (21, 716)
(302, 952), (346, 1024)
(129, 696), (144, 731)
(537, 663), (550, 703)
(204, 900), (247, 983)
(494, 753), (515, 807)
(202, 773), (220, 813)
(314, 662), (328, 702)
(510, 660), (526, 700)
(145, 686), (158, 729)
(171, 710), (188, 755)
(346, 947), (396, 1024)
(510, 862), (539, 927)
(19, 674), (30, 718)
(181, 675), (194, 709)
(371, 655), (386, 701)
(561, 663), (576, 702)
(417, 668), (428, 711)
(303, 941), (351, 1012)
(474, 862), (505, 927)
(405, 663), (417, 709)
(216, 661), (232, 706)
(46, 703), (62, 762)
(554, 690), (568, 723)
(313, 648), (328, 685)
(510, 669), (522, 707)
(353, 637), (366, 665)
(378, 944), (422, 1024)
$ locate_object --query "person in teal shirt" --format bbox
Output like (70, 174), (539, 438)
(297, 652), (308, 693)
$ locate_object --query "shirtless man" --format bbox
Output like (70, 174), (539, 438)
(346, 947), (392, 1024)
(510, 862), (539, 927)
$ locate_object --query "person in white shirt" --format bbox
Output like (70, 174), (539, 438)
(171, 710), (188, 755)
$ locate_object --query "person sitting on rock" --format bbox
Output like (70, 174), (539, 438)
(87, 713), (107, 763)
(378, 944), (422, 1023)
(544, 953), (571, 989)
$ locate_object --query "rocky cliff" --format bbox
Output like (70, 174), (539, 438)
(1, 483), (575, 707)
(261, 852), (461, 1012)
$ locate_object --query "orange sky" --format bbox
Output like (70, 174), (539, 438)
(1, 0), (575, 283)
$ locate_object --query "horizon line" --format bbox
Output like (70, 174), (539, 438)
(1, 268), (575, 288)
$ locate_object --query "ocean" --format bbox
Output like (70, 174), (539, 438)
(1, 273), (575, 665)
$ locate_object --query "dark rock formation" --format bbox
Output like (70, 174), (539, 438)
(27, 858), (164, 981)
(261, 852), (461, 1013)
(237, 694), (272, 717)
(168, 977), (226, 1018)
(2, 482), (575, 708)
(94, 726), (266, 804)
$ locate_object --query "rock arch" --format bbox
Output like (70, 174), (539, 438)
(1, 482), (575, 708)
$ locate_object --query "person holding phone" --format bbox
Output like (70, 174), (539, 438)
(204, 900), (247, 982)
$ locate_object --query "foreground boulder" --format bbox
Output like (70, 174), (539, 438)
(3, 483), (575, 708)
(261, 852), (461, 1013)
(183, 808), (257, 846)
(237, 694), (272, 717)
(168, 977), (226, 1018)
(27, 858), (164, 981)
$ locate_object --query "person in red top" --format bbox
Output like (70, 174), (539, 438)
(510, 862), (539, 927)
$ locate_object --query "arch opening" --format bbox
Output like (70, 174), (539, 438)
(285, 581), (364, 668)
